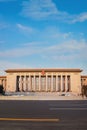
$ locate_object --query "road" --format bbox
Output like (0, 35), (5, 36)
(0, 100), (87, 130)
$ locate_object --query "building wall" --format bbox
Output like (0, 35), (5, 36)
(5, 69), (82, 94)
(71, 72), (81, 94)
(6, 73), (16, 92)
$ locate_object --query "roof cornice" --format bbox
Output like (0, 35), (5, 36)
(5, 68), (83, 73)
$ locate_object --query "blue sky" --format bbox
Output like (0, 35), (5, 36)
(0, 0), (87, 75)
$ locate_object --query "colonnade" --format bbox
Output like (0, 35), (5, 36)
(16, 74), (71, 92)
(0, 79), (6, 91)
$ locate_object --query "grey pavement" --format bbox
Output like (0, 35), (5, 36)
(0, 92), (86, 100)
(0, 100), (87, 130)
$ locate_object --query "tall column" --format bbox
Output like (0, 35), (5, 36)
(46, 74), (48, 92)
(56, 75), (58, 91)
(34, 74), (36, 91)
(21, 76), (23, 91)
(2, 80), (5, 91)
(65, 75), (67, 92)
(4, 79), (7, 92)
(28, 75), (30, 91)
(19, 76), (22, 91)
(39, 74), (41, 91)
(68, 76), (71, 92)
(26, 76), (28, 91)
(26, 76), (29, 91)
(61, 75), (63, 92)
(51, 74), (53, 92)
(23, 76), (26, 91)
(58, 76), (61, 91)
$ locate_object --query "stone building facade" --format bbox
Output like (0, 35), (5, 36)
(81, 76), (87, 86)
(0, 76), (7, 91)
(0, 68), (84, 94)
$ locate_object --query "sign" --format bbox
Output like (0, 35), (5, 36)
(41, 70), (45, 75)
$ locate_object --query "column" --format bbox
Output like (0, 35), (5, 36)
(56, 75), (58, 91)
(26, 76), (29, 91)
(39, 74), (41, 91)
(3, 80), (5, 91)
(22, 76), (24, 91)
(61, 75), (63, 91)
(19, 76), (22, 91)
(51, 74), (53, 92)
(58, 76), (61, 91)
(62, 76), (65, 92)
(28, 75), (31, 91)
(46, 74), (48, 92)
(65, 75), (67, 92)
(68, 76), (71, 92)
(4, 79), (7, 92)
(23, 76), (26, 91)
(34, 74), (35, 91)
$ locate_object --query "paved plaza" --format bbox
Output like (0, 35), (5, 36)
(0, 92), (86, 100)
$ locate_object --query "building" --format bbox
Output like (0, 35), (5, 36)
(81, 75), (87, 86)
(0, 68), (84, 94)
(0, 76), (6, 92)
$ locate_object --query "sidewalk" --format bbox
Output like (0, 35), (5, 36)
(0, 93), (86, 100)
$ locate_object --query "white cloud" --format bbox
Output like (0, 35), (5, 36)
(17, 23), (35, 33)
(71, 12), (87, 23)
(21, 0), (59, 19)
(20, 0), (87, 23)
(0, 60), (29, 75)
(0, 38), (87, 75)
(0, 38), (87, 60)
(0, 45), (43, 57)
(47, 39), (87, 55)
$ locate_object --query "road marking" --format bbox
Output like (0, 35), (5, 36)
(50, 107), (87, 110)
(49, 104), (87, 106)
(0, 118), (59, 122)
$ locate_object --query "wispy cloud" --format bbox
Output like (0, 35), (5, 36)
(44, 39), (87, 58)
(0, 45), (42, 57)
(0, 38), (87, 60)
(20, 0), (87, 23)
(16, 23), (35, 34)
(20, 0), (59, 19)
(71, 12), (87, 23)
(0, 60), (29, 75)
(0, 37), (87, 74)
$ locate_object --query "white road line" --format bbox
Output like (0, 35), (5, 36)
(49, 104), (87, 107)
(50, 107), (87, 110)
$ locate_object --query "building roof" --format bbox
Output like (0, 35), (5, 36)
(81, 75), (87, 78)
(5, 68), (82, 73)
(0, 76), (6, 79)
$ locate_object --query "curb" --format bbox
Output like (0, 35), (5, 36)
(0, 95), (86, 100)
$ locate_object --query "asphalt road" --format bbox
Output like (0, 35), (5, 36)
(0, 100), (87, 130)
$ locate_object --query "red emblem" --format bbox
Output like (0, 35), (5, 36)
(41, 70), (45, 75)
